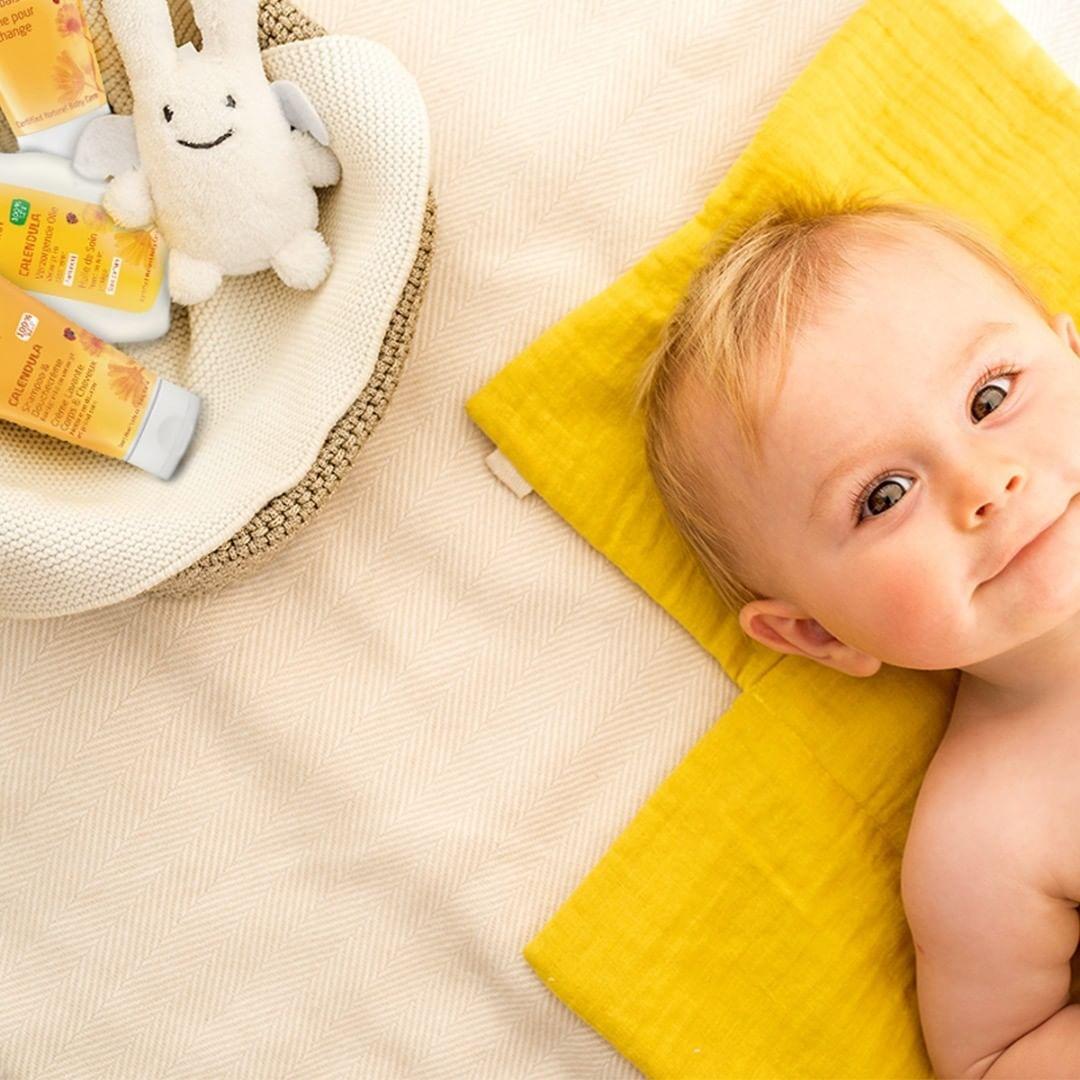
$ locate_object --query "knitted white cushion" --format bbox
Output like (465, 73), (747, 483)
(0, 33), (430, 620)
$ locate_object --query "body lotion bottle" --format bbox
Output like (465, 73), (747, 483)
(0, 151), (170, 343)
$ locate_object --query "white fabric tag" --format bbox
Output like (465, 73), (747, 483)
(485, 447), (533, 498)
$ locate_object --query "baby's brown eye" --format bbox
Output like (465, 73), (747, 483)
(163, 104), (174, 123)
(852, 474), (913, 523)
(225, 94), (237, 109)
(864, 477), (910, 518)
(971, 372), (1014, 421)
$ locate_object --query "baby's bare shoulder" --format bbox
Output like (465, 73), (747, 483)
(913, 697), (1079, 895)
(906, 718), (1055, 889)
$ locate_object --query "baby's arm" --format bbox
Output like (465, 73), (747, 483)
(901, 818), (1080, 1077)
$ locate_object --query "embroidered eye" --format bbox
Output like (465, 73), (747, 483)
(225, 94), (237, 108)
(163, 104), (174, 123)
(846, 363), (1020, 525)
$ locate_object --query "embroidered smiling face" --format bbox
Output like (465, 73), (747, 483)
(130, 40), (292, 172)
(162, 92), (237, 150)
(152, 50), (250, 154)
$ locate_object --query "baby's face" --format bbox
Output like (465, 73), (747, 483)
(716, 227), (1080, 671)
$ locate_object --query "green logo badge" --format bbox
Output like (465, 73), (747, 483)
(9, 199), (29, 226)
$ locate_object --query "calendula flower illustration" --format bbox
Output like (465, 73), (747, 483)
(81, 202), (111, 227)
(116, 229), (157, 267)
(56, 4), (84, 36)
(53, 4), (106, 96)
(53, 50), (97, 106)
(77, 329), (105, 356)
(108, 359), (149, 405)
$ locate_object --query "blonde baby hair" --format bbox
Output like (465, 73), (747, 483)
(633, 187), (1053, 615)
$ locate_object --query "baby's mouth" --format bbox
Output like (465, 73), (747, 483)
(176, 130), (234, 151)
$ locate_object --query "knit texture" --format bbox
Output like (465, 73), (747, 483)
(0, 0), (432, 618)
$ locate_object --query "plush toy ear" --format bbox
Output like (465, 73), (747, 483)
(102, 0), (178, 85)
(190, 0), (261, 63)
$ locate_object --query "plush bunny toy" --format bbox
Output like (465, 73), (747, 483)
(73, 0), (341, 305)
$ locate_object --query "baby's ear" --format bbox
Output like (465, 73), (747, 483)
(1053, 312), (1080, 359)
(190, 0), (260, 63)
(738, 598), (882, 678)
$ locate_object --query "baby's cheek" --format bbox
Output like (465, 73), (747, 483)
(882, 571), (929, 617)
(866, 571), (948, 662)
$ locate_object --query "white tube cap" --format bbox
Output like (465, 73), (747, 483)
(125, 378), (201, 481)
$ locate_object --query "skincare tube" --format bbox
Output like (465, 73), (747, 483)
(0, 273), (199, 479)
(0, 0), (109, 158)
(0, 151), (170, 343)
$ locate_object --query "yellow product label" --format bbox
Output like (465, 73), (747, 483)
(0, 0), (106, 136)
(0, 184), (163, 312)
(0, 277), (158, 461)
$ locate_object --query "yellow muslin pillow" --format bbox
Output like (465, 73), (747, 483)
(465, 0), (1080, 1075)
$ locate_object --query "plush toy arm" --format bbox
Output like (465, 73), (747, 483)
(103, 169), (156, 230)
(291, 130), (341, 189)
(73, 114), (141, 181)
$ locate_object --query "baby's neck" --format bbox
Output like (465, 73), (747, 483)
(956, 606), (1080, 719)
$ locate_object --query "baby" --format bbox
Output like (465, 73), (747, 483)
(635, 188), (1080, 1078)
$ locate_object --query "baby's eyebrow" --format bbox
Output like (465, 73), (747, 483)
(804, 319), (1017, 525)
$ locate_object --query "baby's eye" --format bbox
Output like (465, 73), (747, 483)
(225, 94), (237, 109)
(848, 365), (1020, 525)
(851, 475), (913, 523)
(970, 367), (1015, 421)
(163, 104), (174, 123)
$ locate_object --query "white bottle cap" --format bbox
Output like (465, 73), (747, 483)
(125, 378), (201, 481)
(16, 105), (111, 159)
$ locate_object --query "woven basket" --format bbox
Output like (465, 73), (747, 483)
(56, 0), (435, 600)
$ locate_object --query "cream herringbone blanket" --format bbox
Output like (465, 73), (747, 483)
(3, 3), (1078, 1079)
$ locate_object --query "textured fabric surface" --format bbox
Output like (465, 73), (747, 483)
(1, 2), (1078, 1078)
(0, 2), (431, 620)
(465, 0), (1080, 1075)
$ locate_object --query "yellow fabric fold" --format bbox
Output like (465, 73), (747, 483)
(465, 0), (1080, 1074)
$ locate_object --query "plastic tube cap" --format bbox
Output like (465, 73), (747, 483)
(125, 378), (201, 481)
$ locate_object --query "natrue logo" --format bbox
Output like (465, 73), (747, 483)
(9, 199), (29, 226)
